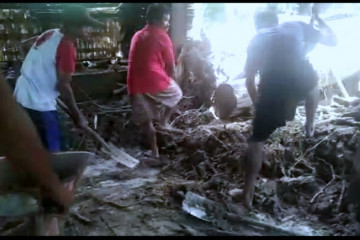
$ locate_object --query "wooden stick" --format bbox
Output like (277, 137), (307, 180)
(310, 158), (337, 204)
(336, 179), (346, 214)
(113, 86), (127, 95)
(100, 215), (117, 236)
(334, 72), (350, 99)
(200, 127), (229, 151)
(57, 99), (139, 168)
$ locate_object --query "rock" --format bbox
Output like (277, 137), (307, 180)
(212, 84), (237, 120)
(189, 150), (207, 166)
(260, 180), (277, 196)
(228, 189), (243, 203)
(311, 201), (333, 220)
(203, 175), (221, 190)
(277, 176), (318, 205)
(262, 198), (276, 213)
(261, 155), (283, 179)
(284, 148), (295, 164)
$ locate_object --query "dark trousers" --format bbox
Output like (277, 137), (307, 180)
(23, 107), (62, 152)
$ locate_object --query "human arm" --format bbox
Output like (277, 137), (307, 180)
(246, 72), (257, 105)
(0, 73), (73, 209)
(56, 39), (88, 129)
(57, 70), (88, 129)
(245, 38), (261, 105)
(313, 16), (337, 46)
(308, 5), (337, 47)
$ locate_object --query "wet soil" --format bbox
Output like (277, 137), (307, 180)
(55, 94), (360, 236)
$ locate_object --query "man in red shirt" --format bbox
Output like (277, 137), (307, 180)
(127, 3), (183, 157)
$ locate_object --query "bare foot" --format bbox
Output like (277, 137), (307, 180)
(159, 123), (173, 130)
(304, 123), (315, 138)
(152, 146), (159, 158)
(242, 184), (254, 210)
(242, 195), (253, 210)
(158, 124), (183, 133)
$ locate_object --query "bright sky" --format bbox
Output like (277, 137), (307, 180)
(188, 3), (360, 87)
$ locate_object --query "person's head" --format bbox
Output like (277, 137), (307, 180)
(254, 10), (278, 32)
(146, 3), (171, 32)
(62, 5), (104, 40)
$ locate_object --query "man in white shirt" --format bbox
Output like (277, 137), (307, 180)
(14, 6), (103, 152)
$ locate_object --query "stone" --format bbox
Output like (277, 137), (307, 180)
(228, 188), (243, 203)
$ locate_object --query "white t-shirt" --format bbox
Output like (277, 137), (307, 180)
(14, 29), (76, 111)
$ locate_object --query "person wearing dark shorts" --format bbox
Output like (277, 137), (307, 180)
(23, 108), (62, 152)
(243, 9), (337, 209)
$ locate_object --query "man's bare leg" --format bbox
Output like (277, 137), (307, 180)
(304, 87), (319, 138)
(243, 141), (264, 209)
(160, 106), (175, 129)
(142, 121), (159, 157)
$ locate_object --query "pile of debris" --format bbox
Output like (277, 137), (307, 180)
(175, 39), (217, 110)
(60, 91), (360, 236)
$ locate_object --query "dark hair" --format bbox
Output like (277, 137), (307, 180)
(62, 6), (87, 29)
(146, 3), (170, 24)
(254, 10), (278, 30)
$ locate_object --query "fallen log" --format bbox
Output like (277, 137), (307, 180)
(342, 111), (360, 122)
(333, 96), (350, 107)
(331, 117), (360, 127)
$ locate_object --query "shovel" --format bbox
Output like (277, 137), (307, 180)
(57, 99), (139, 169)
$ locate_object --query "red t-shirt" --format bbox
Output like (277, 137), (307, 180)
(34, 30), (76, 74)
(56, 35), (77, 74)
(127, 25), (175, 95)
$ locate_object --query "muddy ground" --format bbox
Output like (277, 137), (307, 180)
(42, 92), (359, 236)
(1, 87), (360, 235)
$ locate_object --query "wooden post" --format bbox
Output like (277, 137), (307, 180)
(170, 3), (188, 55)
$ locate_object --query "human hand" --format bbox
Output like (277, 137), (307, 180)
(74, 112), (89, 130)
(43, 185), (74, 214)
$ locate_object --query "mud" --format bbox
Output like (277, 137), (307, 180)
(52, 94), (360, 236)
(2, 92), (360, 235)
